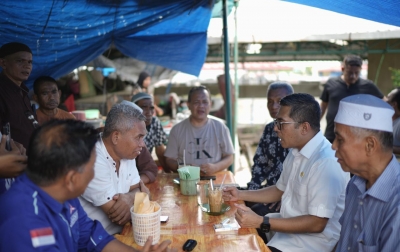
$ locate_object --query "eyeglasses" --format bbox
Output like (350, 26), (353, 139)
(273, 119), (300, 130)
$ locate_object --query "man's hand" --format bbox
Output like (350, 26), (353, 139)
(269, 201), (281, 211)
(108, 193), (134, 225)
(234, 203), (263, 229)
(139, 180), (150, 195)
(200, 163), (216, 175)
(222, 186), (240, 202)
(13, 141), (26, 156)
(0, 136), (25, 156)
(0, 154), (27, 178)
(142, 237), (177, 252)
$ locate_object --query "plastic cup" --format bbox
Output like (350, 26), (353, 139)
(196, 181), (209, 205)
(130, 205), (161, 246)
(208, 187), (223, 212)
(180, 178), (199, 196)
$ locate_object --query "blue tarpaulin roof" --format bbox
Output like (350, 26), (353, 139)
(0, 0), (214, 89)
(2, 0), (400, 90)
(285, 0), (400, 27)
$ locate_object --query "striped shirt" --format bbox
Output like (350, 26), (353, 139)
(335, 156), (400, 252)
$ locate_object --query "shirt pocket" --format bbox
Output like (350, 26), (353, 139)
(357, 231), (377, 252)
(291, 180), (308, 214)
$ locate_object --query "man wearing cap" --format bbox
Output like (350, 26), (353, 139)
(164, 85), (234, 174)
(132, 92), (168, 171)
(79, 103), (149, 235)
(333, 94), (400, 252)
(0, 42), (37, 149)
(320, 55), (384, 143)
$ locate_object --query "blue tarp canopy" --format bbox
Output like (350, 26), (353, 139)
(285, 0), (400, 27)
(0, 0), (214, 89)
(2, 0), (400, 90)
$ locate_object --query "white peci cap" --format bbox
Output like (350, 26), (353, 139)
(335, 94), (394, 132)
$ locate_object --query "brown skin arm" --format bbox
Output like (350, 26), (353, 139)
(223, 185), (283, 204)
(101, 182), (149, 225)
(136, 146), (158, 183)
(320, 101), (328, 120)
(155, 145), (169, 173)
(0, 136), (27, 178)
(235, 203), (329, 233)
(102, 237), (176, 252)
(165, 157), (179, 172)
(199, 154), (233, 175)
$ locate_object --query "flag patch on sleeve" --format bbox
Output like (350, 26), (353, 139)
(30, 227), (56, 247)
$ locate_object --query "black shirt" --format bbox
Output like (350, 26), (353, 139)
(0, 73), (36, 149)
(320, 77), (383, 142)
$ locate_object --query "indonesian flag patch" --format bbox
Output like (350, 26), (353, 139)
(30, 227), (56, 248)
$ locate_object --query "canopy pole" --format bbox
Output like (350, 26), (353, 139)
(222, 0), (233, 173)
(233, 0), (239, 174)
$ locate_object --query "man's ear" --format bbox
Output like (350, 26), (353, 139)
(58, 89), (62, 99)
(64, 170), (77, 193)
(365, 135), (377, 156)
(111, 131), (120, 145)
(301, 122), (310, 135)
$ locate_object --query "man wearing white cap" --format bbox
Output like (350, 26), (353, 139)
(333, 94), (400, 252)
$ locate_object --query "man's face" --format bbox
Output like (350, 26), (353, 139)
(188, 90), (211, 121)
(267, 88), (289, 119)
(342, 65), (361, 85)
(332, 123), (366, 174)
(136, 99), (153, 126)
(74, 149), (96, 197)
(273, 106), (302, 149)
(114, 121), (147, 160)
(0, 51), (32, 85)
(36, 82), (60, 110)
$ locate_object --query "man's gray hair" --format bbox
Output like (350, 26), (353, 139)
(267, 81), (294, 96)
(103, 103), (146, 138)
(349, 126), (393, 152)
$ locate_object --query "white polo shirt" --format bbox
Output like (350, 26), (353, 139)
(268, 131), (350, 252)
(80, 136), (140, 235)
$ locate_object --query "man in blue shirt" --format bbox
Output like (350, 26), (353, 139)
(333, 94), (400, 251)
(0, 120), (175, 252)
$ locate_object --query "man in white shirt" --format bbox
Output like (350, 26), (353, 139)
(223, 93), (350, 252)
(80, 103), (149, 235)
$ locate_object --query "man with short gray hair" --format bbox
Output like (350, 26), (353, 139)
(80, 103), (149, 235)
(333, 94), (400, 251)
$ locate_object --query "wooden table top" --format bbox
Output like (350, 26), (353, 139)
(116, 171), (270, 252)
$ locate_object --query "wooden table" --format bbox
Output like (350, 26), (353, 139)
(115, 171), (270, 252)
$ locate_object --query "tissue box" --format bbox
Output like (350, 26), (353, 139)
(213, 218), (241, 233)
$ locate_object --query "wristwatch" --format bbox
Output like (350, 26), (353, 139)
(260, 216), (270, 233)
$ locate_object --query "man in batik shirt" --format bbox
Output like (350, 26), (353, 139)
(132, 92), (168, 171)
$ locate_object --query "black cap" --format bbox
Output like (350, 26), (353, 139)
(0, 42), (32, 58)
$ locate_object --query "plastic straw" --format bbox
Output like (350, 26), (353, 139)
(210, 178), (214, 191)
(183, 149), (186, 167)
(219, 174), (226, 190)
